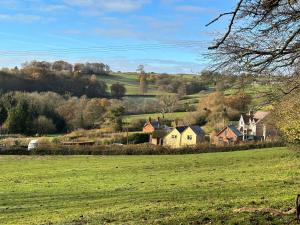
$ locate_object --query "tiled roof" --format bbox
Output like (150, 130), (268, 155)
(228, 125), (243, 137)
(150, 121), (160, 129)
(254, 111), (270, 121)
(175, 126), (189, 133)
(190, 125), (204, 135)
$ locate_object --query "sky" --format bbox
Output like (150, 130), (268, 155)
(0, 0), (236, 73)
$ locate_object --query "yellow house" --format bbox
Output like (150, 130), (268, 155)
(164, 127), (184, 148)
(181, 126), (205, 147)
(164, 125), (205, 148)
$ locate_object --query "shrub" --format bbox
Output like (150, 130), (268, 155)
(0, 141), (285, 156)
(127, 133), (149, 144)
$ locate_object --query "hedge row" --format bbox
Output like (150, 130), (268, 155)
(0, 141), (286, 155)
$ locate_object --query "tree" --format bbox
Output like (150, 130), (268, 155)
(207, 0), (300, 94)
(83, 99), (106, 128)
(6, 99), (33, 134)
(198, 92), (230, 131)
(110, 83), (126, 99)
(52, 60), (73, 73)
(90, 74), (98, 84)
(225, 91), (252, 113)
(274, 92), (300, 145)
(139, 74), (148, 94)
(158, 95), (179, 117)
(33, 116), (56, 134)
(0, 103), (7, 125)
(137, 64), (145, 74)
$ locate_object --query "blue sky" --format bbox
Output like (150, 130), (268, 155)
(0, 0), (236, 73)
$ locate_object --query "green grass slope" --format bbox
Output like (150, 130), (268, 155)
(0, 147), (299, 224)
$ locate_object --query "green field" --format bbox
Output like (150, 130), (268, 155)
(1, 148), (299, 224)
(98, 73), (166, 95)
(123, 111), (191, 123)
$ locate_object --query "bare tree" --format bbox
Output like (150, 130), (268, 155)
(157, 94), (179, 117)
(207, 0), (300, 95)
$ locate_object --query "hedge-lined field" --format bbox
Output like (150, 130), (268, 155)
(0, 147), (299, 225)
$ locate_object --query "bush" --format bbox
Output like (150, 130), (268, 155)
(127, 133), (149, 144)
(0, 141), (285, 156)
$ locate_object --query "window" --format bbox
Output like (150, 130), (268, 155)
(187, 135), (193, 140)
(171, 135), (177, 139)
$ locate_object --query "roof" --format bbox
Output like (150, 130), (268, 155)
(175, 126), (189, 133)
(189, 125), (204, 135)
(228, 125), (243, 137)
(151, 130), (168, 138)
(241, 111), (270, 124)
(241, 114), (257, 125)
(143, 120), (160, 129)
(217, 125), (242, 137)
(150, 121), (160, 129)
(254, 111), (270, 121)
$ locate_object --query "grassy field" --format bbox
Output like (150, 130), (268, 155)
(1, 147), (300, 225)
(98, 73), (166, 95)
(123, 111), (192, 123)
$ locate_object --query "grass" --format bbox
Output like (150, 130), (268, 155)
(97, 73), (165, 95)
(0, 147), (300, 224)
(123, 111), (192, 123)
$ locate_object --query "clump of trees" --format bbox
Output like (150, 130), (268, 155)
(0, 91), (126, 135)
(110, 83), (126, 99)
(195, 91), (252, 132)
(156, 75), (208, 95)
(0, 60), (110, 98)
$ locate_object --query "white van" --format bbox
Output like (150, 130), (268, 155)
(28, 139), (39, 151)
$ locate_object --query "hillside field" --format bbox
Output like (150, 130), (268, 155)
(1, 147), (299, 224)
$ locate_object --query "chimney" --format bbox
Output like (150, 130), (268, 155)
(249, 110), (254, 117)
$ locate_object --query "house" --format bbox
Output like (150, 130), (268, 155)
(164, 126), (185, 148)
(164, 125), (205, 148)
(238, 111), (276, 141)
(215, 125), (243, 145)
(181, 126), (205, 147)
(143, 117), (166, 133)
(150, 130), (168, 146)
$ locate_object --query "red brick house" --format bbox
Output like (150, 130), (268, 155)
(215, 125), (243, 145)
(143, 118), (164, 133)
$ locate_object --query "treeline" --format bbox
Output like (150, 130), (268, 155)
(155, 75), (208, 95)
(0, 91), (124, 135)
(0, 60), (110, 97)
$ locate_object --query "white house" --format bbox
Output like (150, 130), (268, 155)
(238, 111), (271, 141)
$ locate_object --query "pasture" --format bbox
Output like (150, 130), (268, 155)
(1, 147), (299, 224)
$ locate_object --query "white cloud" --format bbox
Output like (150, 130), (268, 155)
(37, 4), (69, 12)
(65, 0), (151, 13)
(0, 13), (41, 22)
(93, 28), (141, 38)
(175, 5), (209, 13)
